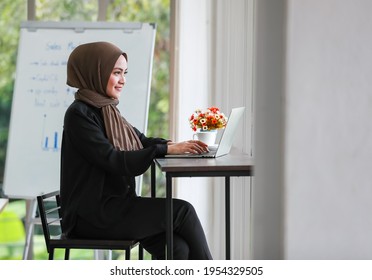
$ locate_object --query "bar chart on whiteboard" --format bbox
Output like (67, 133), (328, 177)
(41, 114), (61, 151)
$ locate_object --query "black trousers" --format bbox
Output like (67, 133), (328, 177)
(74, 197), (213, 260)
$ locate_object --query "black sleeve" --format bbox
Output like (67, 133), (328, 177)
(64, 104), (168, 177)
(132, 126), (170, 147)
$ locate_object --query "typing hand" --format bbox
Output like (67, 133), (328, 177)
(167, 140), (209, 155)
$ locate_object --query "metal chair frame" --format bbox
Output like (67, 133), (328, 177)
(37, 190), (143, 260)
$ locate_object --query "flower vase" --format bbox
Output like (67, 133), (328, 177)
(193, 130), (217, 146)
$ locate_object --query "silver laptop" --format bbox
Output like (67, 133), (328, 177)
(165, 107), (245, 158)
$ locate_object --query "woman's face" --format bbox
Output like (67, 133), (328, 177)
(106, 55), (128, 99)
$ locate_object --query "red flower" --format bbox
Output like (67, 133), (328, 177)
(208, 107), (219, 114)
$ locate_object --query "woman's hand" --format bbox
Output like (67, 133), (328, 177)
(167, 140), (209, 155)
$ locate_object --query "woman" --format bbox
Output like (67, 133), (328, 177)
(60, 41), (212, 260)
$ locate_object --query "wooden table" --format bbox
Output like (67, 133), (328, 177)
(151, 152), (254, 259)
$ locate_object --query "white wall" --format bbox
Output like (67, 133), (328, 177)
(285, 0), (372, 259)
(253, 0), (372, 259)
(251, 0), (286, 259)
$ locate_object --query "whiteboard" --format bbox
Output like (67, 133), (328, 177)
(3, 21), (156, 198)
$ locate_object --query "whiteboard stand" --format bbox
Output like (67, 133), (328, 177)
(94, 250), (112, 260)
(23, 198), (38, 259)
(0, 198), (8, 213)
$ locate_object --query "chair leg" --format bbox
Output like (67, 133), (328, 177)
(138, 244), (144, 260)
(65, 249), (70, 260)
(125, 248), (131, 260)
(49, 249), (54, 260)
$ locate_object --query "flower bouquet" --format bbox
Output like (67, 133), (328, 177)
(189, 107), (228, 132)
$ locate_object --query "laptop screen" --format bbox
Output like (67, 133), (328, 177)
(215, 107), (245, 157)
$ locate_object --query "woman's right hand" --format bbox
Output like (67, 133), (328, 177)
(167, 140), (209, 155)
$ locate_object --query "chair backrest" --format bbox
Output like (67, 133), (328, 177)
(36, 190), (62, 253)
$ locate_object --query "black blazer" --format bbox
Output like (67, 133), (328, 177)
(60, 100), (168, 236)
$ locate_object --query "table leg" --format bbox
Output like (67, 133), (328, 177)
(166, 175), (173, 259)
(225, 176), (231, 260)
(150, 162), (157, 260)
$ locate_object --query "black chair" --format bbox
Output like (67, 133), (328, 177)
(37, 190), (143, 260)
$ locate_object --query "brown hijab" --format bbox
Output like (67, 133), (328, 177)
(66, 41), (143, 151)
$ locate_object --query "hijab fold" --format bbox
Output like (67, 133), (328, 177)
(67, 42), (143, 151)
